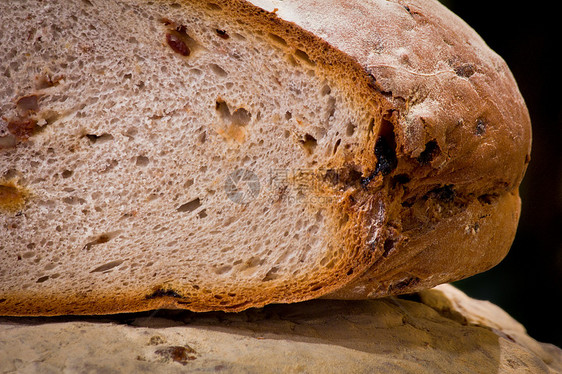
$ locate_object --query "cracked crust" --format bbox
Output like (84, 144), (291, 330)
(0, 0), (530, 314)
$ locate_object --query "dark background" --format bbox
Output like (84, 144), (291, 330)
(438, 1), (562, 347)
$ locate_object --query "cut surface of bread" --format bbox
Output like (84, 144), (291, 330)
(0, 0), (531, 315)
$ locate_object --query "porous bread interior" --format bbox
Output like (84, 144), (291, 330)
(0, 0), (375, 310)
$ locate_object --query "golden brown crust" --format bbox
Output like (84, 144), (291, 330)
(0, 0), (531, 315)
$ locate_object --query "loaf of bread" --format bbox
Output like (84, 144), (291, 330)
(0, 0), (531, 315)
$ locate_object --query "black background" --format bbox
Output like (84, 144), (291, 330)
(438, 1), (562, 347)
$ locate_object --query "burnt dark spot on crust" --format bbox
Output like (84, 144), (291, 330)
(146, 287), (185, 299)
(155, 345), (197, 365)
(374, 135), (397, 175)
(475, 118), (486, 136)
(454, 63), (476, 78)
(360, 170), (377, 188)
(417, 140), (440, 165)
(374, 119), (398, 175)
(360, 132), (397, 187)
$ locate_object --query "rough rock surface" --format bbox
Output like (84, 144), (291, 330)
(0, 285), (560, 373)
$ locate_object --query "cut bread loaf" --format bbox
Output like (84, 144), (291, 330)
(0, 0), (531, 315)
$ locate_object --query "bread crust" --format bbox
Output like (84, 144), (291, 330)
(246, 0), (531, 298)
(0, 0), (530, 314)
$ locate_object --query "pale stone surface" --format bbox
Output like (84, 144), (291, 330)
(0, 284), (560, 373)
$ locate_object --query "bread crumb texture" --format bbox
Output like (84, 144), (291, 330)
(0, 0), (530, 315)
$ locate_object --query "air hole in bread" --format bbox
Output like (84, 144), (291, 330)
(326, 97), (336, 118)
(145, 287), (185, 299)
(90, 259), (125, 273)
(366, 118), (376, 138)
(198, 131), (206, 144)
(216, 99), (231, 120)
(477, 194), (499, 205)
(22, 251), (35, 259)
(372, 120), (397, 176)
(262, 266), (280, 282)
(268, 33), (287, 46)
(197, 209), (207, 218)
(36, 276), (49, 283)
(62, 196), (86, 205)
(83, 230), (121, 251)
(321, 84), (331, 96)
(214, 265), (231, 275)
(417, 140), (440, 165)
(332, 138), (341, 155)
(294, 49), (315, 66)
(61, 169), (73, 178)
(475, 118), (487, 136)
(231, 108), (251, 126)
(286, 54), (298, 67)
(428, 185), (456, 203)
(85, 133), (114, 144)
(210, 63), (227, 77)
(346, 122), (356, 137)
(207, 3), (222, 11)
(391, 174), (411, 187)
(382, 238), (397, 258)
(177, 198), (202, 213)
(300, 133), (317, 155)
(100, 159), (118, 173)
(284, 111), (292, 120)
(135, 155), (149, 166)
(215, 29), (229, 39)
